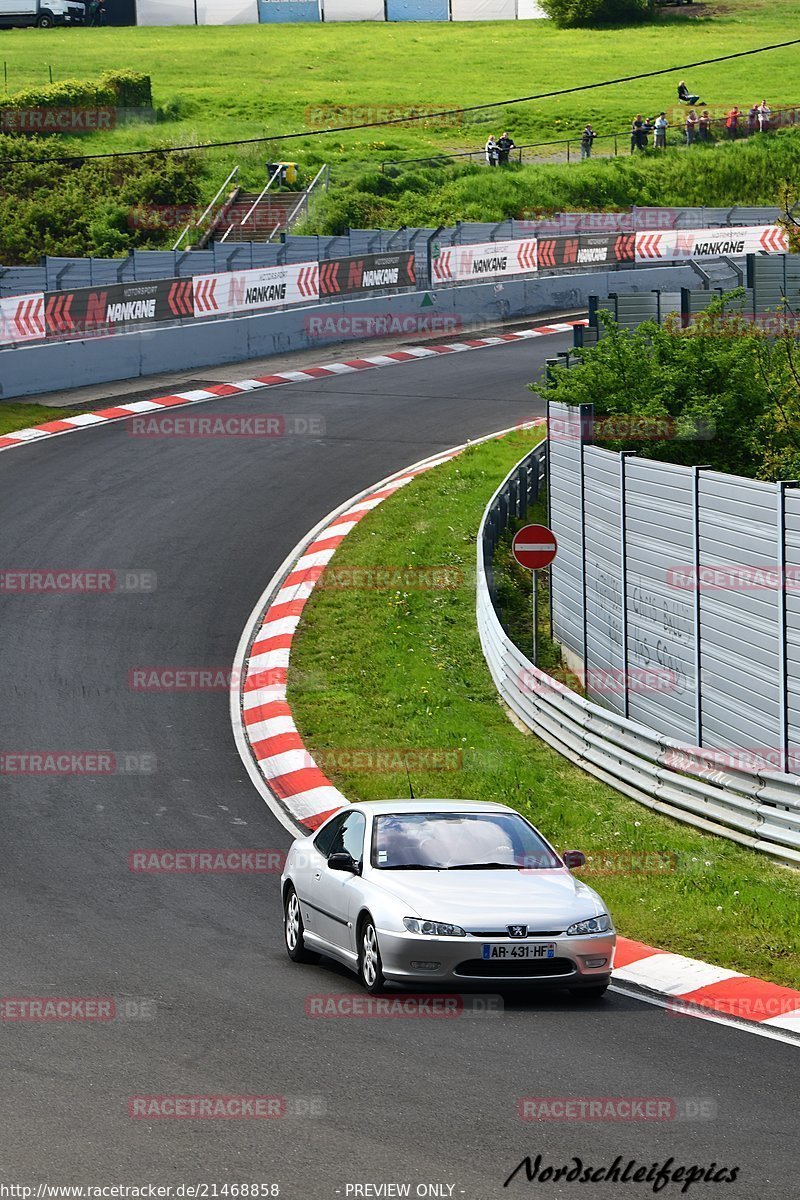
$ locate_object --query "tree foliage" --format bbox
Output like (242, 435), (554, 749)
(537, 296), (800, 481)
(0, 138), (203, 263)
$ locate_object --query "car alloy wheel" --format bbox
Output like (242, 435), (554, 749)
(358, 917), (386, 994)
(284, 886), (314, 963)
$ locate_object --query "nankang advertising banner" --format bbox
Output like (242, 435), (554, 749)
(44, 278), (193, 338)
(193, 263), (319, 317)
(318, 252), (416, 297)
(0, 292), (46, 346)
(432, 239), (537, 284)
(635, 224), (788, 261)
(257, 0), (320, 20)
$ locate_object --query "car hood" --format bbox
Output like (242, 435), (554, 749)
(370, 868), (608, 929)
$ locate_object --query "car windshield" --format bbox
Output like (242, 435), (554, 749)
(371, 812), (561, 871)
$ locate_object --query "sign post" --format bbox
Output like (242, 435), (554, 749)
(512, 523), (558, 667)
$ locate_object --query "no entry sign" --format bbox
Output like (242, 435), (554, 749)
(512, 524), (558, 571)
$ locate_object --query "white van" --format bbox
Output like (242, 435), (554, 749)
(0, 1), (85, 27)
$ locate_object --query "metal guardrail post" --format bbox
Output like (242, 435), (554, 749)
(777, 481), (798, 771)
(691, 466), (707, 747)
(620, 452), (636, 719)
(579, 403), (592, 674)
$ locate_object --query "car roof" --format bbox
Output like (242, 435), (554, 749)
(349, 799), (515, 817)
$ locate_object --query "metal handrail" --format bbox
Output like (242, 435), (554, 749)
(286, 164), (329, 229)
(243, 165), (283, 226)
(173, 165), (240, 251)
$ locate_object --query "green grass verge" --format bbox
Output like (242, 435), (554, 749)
(0, 403), (86, 436)
(288, 428), (800, 988)
(4, 7), (800, 182)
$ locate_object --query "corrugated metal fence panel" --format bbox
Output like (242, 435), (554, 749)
(0, 266), (46, 296)
(625, 458), (696, 743)
(548, 401), (585, 662)
(280, 236), (323, 263)
(748, 255), (800, 313)
(750, 256), (786, 312)
(458, 222), (495, 244)
(44, 258), (96, 290)
(583, 448), (625, 715)
(129, 250), (180, 280)
(728, 205), (781, 226)
(347, 229), (385, 253)
(698, 472), (780, 752)
(783, 489), (800, 758)
(672, 208), (708, 228)
(658, 292), (681, 320)
(611, 293), (659, 328)
(178, 250), (215, 274)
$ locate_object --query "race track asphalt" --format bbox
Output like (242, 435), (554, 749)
(0, 335), (795, 1197)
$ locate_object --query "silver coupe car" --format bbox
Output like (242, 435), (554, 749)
(281, 800), (615, 998)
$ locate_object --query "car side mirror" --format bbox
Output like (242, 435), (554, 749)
(328, 851), (359, 874)
(562, 850), (586, 870)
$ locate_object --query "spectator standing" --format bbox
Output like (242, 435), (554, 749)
(485, 136), (499, 167)
(698, 110), (711, 142)
(654, 112), (668, 149)
(496, 131), (516, 166)
(685, 109), (698, 145)
(747, 104), (759, 135)
(630, 114), (644, 152)
(640, 116), (653, 149)
(758, 100), (772, 132)
(580, 124), (595, 159)
(725, 105), (740, 138)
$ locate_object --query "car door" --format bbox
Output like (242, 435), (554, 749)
(293, 813), (346, 943)
(312, 811), (367, 954)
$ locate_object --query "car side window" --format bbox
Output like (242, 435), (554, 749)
(329, 812), (366, 865)
(313, 813), (347, 858)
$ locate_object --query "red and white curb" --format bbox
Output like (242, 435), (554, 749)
(0, 320), (583, 457)
(229, 422), (800, 1040)
(229, 434), (505, 834)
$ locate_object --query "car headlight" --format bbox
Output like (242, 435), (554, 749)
(403, 917), (466, 937)
(566, 914), (612, 936)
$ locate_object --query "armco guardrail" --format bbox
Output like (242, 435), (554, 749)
(476, 442), (800, 866)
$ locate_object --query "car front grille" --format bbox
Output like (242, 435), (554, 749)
(468, 929), (564, 938)
(454, 957), (575, 979)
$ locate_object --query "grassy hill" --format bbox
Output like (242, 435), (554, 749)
(1, 3), (799, 258)
(3, 3), (800, 184)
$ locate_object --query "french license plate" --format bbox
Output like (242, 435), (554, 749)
(482, 943), (556, 960)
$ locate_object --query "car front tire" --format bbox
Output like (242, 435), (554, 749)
(358, 915), (386, 994)
(284, 885), (315, 963)
(37, 14), (54, 26)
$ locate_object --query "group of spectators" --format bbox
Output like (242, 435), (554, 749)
(484, 132), (517, 166)
(482, 80), (779, 168)
(578, 82), (778, 159)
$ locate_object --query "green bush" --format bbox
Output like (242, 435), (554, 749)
(100, 71), (153, 109)
(537, 298), (800, 482)
(4, 71), (152, 111)
(0, 137), (203, 263)
(540, 0), (651, 26)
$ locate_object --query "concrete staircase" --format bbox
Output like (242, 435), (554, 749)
(213, 191), (300, 243)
